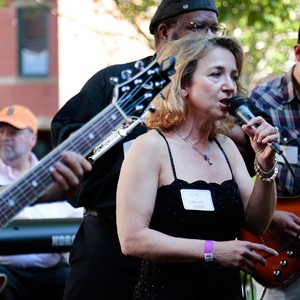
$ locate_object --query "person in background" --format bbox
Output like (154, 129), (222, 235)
(246, 27), (300, 300)
(0, 105), (89, 300)
(116, 33), (280, 299)
(50, 1), (229, 299)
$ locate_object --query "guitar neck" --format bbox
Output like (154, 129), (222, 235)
(0, 56), (176, 229)
(0, 104), (123, 228)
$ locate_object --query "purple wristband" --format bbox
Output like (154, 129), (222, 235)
(204, 240), (213, 262)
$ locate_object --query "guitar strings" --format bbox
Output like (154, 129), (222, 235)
(0, 70), (160, 226)
(119, 73), (156, 114)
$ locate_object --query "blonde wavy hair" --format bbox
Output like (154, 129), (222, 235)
(146, 34), (247, 140)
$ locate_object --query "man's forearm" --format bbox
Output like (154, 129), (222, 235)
(35, 183), (66, 204)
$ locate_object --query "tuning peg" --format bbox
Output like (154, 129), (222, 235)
(155, 80), (167, 88)
(147, 69), (155, 76)
(144, 92), (153, 100)
(134, 78), (143, 85)
(135, 105), (144, 113)
(134, 60), (144, 71)
(148, 106), (156, 113)
(109, 77), (119, 86)
(160, 55), (176, 76)
(159, 92), (166, 100)
(121, 70), (132, 80)
(121, 86), (130, 93)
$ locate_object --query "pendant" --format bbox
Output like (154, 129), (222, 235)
(204, 155), (213, 165)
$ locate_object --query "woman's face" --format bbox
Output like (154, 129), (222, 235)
(183, 46), (238, 120)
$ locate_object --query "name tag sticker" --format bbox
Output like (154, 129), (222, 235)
(276, 146), (298, 164)
(180, 189), (214, 211)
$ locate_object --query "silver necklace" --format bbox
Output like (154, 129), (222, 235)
(173, 127), (212, 165)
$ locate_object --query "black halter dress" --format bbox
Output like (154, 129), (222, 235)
(133, 132), (245, 300)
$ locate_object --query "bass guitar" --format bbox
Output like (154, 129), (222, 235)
(0, 56), (176, 229)
(239, 196), (300, 288)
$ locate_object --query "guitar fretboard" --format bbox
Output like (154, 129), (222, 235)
(0, 104), (123, 228)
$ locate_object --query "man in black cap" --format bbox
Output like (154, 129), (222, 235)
(51, 1), (224, 299)
(150, 0), (225, 52)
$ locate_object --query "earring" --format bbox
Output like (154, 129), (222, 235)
(181, 89), (188, 97)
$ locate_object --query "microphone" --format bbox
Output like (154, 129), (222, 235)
(227, 95), (283, 155)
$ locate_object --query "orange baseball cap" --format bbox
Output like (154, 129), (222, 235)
(0, 105), (37, 133)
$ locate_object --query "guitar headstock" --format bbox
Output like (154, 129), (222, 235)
(111, 56), (176, 119)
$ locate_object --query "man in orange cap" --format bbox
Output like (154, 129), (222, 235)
(0, 105), (38, 133)
(0, 104), (91, 195)
(0, 105), (90, 300)
(0, 105), (38, 182)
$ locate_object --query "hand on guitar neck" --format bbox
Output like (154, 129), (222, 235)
(239, 196), (300, 288)
(269, 210), (300, 245)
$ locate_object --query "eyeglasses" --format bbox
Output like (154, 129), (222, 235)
(185, 22), (226, 36)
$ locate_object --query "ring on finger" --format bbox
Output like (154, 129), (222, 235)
(273, 127), (279, 134)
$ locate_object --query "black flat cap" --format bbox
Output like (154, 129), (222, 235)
(150, 0), (219, 34)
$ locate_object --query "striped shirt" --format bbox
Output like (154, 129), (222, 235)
(248, 66), (300, 196)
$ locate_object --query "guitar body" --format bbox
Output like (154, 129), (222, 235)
(239, 196), (300, 288)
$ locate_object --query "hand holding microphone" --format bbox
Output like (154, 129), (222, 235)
(227, 95), (282, 155)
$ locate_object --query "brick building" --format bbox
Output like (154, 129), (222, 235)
(0, 0), (152, 157)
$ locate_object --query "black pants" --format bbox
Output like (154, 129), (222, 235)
(63, 214), (141, 300)
(0, 262), (69, 300)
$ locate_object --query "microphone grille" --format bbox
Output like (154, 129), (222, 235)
(227, 96), (247, 116)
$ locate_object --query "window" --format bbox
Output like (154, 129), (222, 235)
(18, 7), (49, 77)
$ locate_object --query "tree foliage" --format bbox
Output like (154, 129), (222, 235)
(114, 0), (300, 88)
(0, 0), (6, 7)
